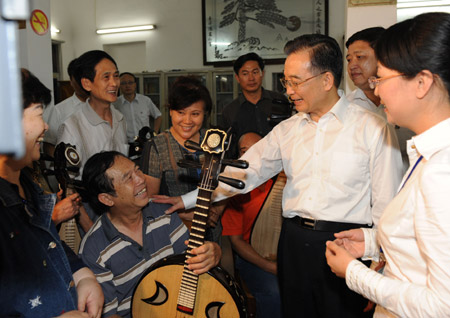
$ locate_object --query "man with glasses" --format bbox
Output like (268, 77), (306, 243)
(114, 72), (161, 142)
(221, 52), (291, 158)
(346, 27), (414, 172)
(160, 34), (403, 317)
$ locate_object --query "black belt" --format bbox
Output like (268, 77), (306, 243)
(289, 216), (371, 232)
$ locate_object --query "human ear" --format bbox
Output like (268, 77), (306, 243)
(98, 193), (114, 207)
(322, 72), (335, 91)
(415, 70), (434, 99)
(81, 78), (93, 92)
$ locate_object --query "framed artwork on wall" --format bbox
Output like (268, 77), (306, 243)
(202, 0), (328, 66)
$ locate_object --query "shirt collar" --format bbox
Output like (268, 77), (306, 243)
(238, 87), (269, 105)
(298, 90), (349, 124)
(102, 203), (159, 242)
(82, 100), (123, 126)
(409, 118), (450, 161)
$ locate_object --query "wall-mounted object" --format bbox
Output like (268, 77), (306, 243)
(348, 0), (396, 6)
(96, 24), (156, 35)
(202, 0), (328, 66)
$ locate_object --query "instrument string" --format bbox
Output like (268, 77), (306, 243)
(179, 143), (219, 314)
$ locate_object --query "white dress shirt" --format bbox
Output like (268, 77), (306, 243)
(347, 88), (415, 174)
(347, 88), (385, 118)
(44, 94), (85, 145)
(346, 118), (450, 317)
(183, 94), (402, 226)
(114, 93), (161, 142)
(56, 101), (129, 175)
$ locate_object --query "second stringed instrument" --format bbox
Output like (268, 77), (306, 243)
(132, 128), (249, 318)
(249, 171), (286, 261)
(53, 143), (83, 253)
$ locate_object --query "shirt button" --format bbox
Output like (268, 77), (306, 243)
(411, 145), (416, 149)
(48, 241), (57, 249)
(43, 260), (47, 267)
(69, 280), (75, 289)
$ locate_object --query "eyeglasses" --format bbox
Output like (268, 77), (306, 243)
(120, 81), (135, 86)
(368, 74), (404, 89)
(280, 71), (326, 90)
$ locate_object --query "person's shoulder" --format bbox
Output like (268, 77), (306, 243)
(264, 88), (287, 100)
(346, 88), (358, 101)
(79, 216), (107, 255)
(347, 101), (386, 124)
(144, 202), (183, 224)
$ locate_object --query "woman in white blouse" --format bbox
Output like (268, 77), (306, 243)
(325, 12), (450, 317)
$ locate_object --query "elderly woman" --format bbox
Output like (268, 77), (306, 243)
(326, 12), (450, 317)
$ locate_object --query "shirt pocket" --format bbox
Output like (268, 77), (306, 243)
(330, 152), (369, 187)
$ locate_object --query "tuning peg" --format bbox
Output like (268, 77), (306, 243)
(184, 140), (202, 152)
(66, 166), (80, 173)
(177, 160), (202, 169)
(218, 176), (245, 189)
(222, 159), (249, 169)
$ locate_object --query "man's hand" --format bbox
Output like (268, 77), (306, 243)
(186, 241), (222, 275)
(52, 192), (81, 225)
(150, 195), (185, 214)
(73, 267), (104, 318)
(333, 228), (365, 258)
(325, 240), (355, 278)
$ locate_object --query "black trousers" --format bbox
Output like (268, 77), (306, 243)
(277, 218), (372, 318)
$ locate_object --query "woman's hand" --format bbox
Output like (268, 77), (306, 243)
(52, 192), (81, 225)
(333, 228), (365, 258)
(325, 240), (356, 278)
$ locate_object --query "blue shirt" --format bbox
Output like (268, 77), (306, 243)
(0, 172), (83, 317)
(79, 202), (189, 317)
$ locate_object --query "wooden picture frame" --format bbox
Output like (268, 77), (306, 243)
(202, 0), (329, 66)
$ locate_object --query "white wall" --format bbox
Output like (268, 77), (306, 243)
(344, 4), (397, 92)
(51, 0), (347, 90)
(19, 0), (52, 93)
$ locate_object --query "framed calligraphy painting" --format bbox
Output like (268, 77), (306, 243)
(202, 0), (328, 66)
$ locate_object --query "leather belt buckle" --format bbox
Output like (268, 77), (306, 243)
(300, 217), (317, 229)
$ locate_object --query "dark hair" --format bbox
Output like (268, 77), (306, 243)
(73, 50), (118, 95)
(284, 34), (343, 87)
(119, 72), (137, 82)
(345, 27), (385, 49)
(233, 52), (265, 75)
(375, 12), (450, 97)
(67, 58), (79, 78)
(168, 76), (212, 113)
(20, 68), (52, 109)
(82, 151), (126, 214)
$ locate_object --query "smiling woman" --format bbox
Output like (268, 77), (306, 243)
(325, 12), (450, 318)
(0, 69), (104, 317)
(144, 76), (212, 198)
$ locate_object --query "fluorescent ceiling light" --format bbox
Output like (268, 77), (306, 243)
(51, 26), (60, 34)
(96, 24), (156, 35)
